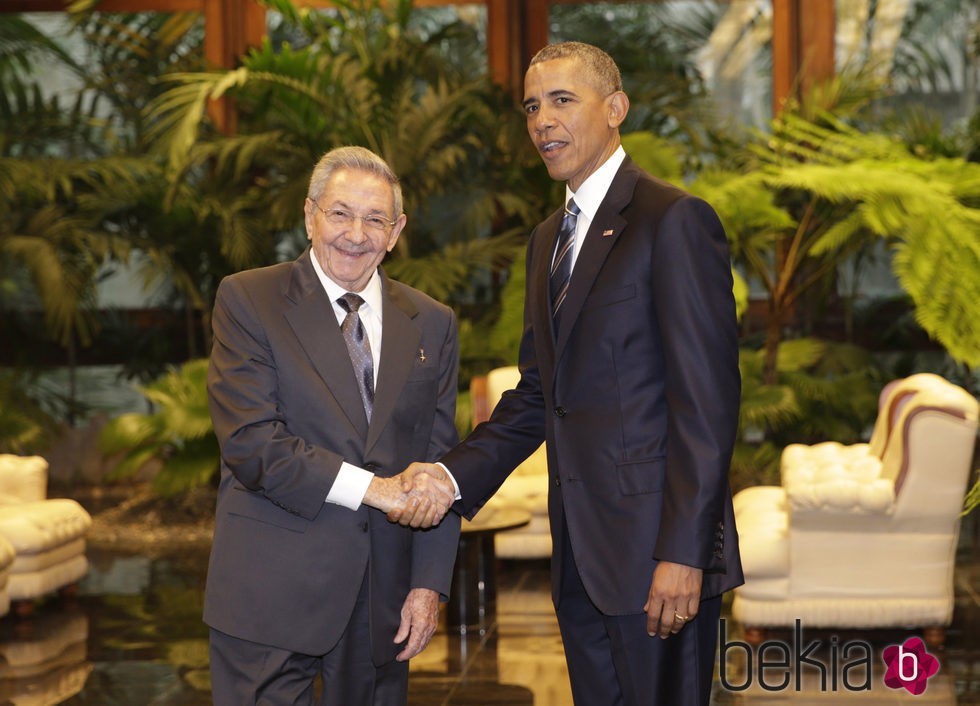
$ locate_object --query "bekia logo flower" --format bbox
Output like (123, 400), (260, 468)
(882, 637), (940, 695)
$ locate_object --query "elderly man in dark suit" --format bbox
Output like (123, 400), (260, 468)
(204, 146), (460, 705)
(397, 42), (742, 705)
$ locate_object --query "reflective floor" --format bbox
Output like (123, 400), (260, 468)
(0, 517), (977, 705)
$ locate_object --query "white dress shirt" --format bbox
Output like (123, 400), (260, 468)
(558, 145), (627, 273)
(310, 250), (381, 510)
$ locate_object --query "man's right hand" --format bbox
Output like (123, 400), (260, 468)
(361, 463), (454, 528)
(387, 463), (455, 528)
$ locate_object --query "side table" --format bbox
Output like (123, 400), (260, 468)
(447, 507), (530, 633)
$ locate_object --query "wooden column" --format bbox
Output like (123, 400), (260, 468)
(798, 0), (835, 96)
(487, 0), (549, 97)
(204, 0), (266, 133)
(772, 0), (835, 115)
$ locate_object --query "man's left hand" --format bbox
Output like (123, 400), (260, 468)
(394, 588), (440, 661)
(644, 561), (703, 639)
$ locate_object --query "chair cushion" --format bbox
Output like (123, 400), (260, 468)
(0, 499), (92, 555)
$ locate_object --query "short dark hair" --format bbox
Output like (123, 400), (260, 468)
(308, 146), (403, 216)
(529, 42), (623, 94)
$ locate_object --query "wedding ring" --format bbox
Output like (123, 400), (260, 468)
(674, 612), (689, 622)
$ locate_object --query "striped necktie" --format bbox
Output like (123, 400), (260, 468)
(549, 198), (580, 326)
(338, 293), (374, 420)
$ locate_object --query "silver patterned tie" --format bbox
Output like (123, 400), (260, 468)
(549, 198), (580, 326)
(338, 293), (374, 420)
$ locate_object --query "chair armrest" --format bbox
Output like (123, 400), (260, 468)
(0, 455), (48, 503)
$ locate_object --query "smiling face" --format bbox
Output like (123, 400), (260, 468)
(305, 167), (406, 292)
(522, 56), (629, 191)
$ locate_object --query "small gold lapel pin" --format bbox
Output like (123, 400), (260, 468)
(419, 348), (426, 363)
(602, 229), (615, 237)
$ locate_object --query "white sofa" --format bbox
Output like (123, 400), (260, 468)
(0, 455), (92, 615)
(470, 367), (551, 559)
(732, 376), (979, 646)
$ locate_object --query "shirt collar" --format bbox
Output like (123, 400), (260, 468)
(309, 249), (383, 314)
(566, 145), (626, 222)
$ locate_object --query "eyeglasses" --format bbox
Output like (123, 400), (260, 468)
(308, 198), (397, 233)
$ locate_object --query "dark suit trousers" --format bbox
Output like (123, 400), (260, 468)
(209, 571), (409, 706)
(556, 519), (721, 706)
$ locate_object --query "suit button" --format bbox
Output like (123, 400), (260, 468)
(360, 522), (369, 533)
(554, 477), (562, 487)
(554, 407), (566, 417)
(364, 463), (378, 473)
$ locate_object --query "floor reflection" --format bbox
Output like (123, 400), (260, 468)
(0, 519), (976, 705)
(0, 608), (91, 704)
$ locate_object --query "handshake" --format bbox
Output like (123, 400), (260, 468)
(363, 463), (456, 528)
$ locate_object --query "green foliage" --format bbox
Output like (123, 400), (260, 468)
(732, 338), (880, 491)
(966, 475), (980, 516)
(99, 359), (218, 497)
(621, 132), (684, 183)
(146, 0), (545, 287)
(1, 10), (216, 371)
(693, 111), (980, 373)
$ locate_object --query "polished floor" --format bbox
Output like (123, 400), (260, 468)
(0, 515), (978, 704)
(408, 520), (980, 705)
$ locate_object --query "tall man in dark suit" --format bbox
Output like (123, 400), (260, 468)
(205, 146), (460, 705)
(396, 42), (742, 705)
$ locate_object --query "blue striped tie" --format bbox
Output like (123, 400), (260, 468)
(549, 198), (580, 327)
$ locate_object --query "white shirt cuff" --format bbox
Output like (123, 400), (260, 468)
(325, 462), (374, 510)
(436, 462), (462, 501)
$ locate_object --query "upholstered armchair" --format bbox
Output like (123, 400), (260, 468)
(0, 455), (92, 616)
(469, 366), (551, 559)
(733, 375), (979, 646)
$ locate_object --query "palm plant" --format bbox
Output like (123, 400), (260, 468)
(146, 0), (543, 310)
(98, 358), (217, 497)
(1, 10), (220, 412)
(733, 338), (879, 491)
(690, 111), (980, 382)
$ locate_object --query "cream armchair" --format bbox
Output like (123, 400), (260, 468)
(778, 372), (949, 485)
(733, 376), (979, 646)
(469, 367), (551, 559)
(0, 455), (92, 616)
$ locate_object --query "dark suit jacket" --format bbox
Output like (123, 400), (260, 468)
(204, 249), (460, 663)
(442, 156), (742, 614)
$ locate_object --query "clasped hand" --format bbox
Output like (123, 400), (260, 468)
(362, 463), (454, 528)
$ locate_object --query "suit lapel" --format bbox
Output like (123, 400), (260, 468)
(554, 161), (638, 358)
(365, 270), (421, 453)
(282, 250), (368, 437)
